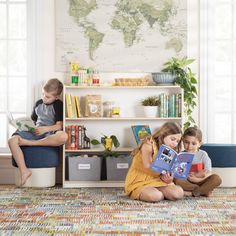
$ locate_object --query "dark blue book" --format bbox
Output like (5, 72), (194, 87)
(151, 144), (194, 180)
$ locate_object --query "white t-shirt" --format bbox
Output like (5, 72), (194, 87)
(190, 149), (212, 173)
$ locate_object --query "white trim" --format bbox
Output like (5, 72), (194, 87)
(27, 0), (39, 106)
(199, 0), (209, 141)
(187, 1), (200, 127)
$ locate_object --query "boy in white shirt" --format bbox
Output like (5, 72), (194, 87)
(174, 127), (222, 197)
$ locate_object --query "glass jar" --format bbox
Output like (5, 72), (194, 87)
(103, 101), (114, 117)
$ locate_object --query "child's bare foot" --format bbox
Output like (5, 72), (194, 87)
(205, 191), (213, 197)
(184, 191), (193, 197)
(18, 137), (33, 146)
(21, 170), (32, 186)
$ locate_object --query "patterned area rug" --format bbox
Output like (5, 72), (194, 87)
(0, 186), (236, 235)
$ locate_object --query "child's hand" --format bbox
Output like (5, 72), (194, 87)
(160, 172), (173, 184)
(187, 175), (201, 183)
(34, 126), (49, 135)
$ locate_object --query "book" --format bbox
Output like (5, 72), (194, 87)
(151, 144), (194, 180)
(131, 125), (152, 144)
(7, 111), (36, 132)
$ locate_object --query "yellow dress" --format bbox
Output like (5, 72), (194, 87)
(125, 148), (167, 200)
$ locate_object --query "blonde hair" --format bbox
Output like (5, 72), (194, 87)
(43, 78), (63, 96)
(183, 127), (202, 142)
(131, 122), (182, 157)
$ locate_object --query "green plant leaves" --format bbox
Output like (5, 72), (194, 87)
(110, 135), (120, 148)
(90, 139), (100, 145)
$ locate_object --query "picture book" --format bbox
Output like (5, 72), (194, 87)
(7, 111), (36, 133)
(131, 125), (152, 144)
(151, 144), (194, 180)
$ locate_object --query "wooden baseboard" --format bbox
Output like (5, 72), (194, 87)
(0, 154), (15, 184)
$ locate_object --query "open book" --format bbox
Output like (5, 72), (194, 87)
(7, 111), (36, 133)
(151, 144), (194, 180)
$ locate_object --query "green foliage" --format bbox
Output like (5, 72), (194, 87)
(91, 134), (120, 158)
(141, 96), (161, 106)
(162, 57), (198, 129)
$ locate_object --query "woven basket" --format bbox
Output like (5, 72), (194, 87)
(114, 78), (150, 86)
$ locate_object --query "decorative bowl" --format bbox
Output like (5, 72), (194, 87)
(152, 72), (176, 85)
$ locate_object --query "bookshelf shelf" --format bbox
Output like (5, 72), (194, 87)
(63, 84), (184, 188)
(65, 147), (133, 153)
(65, 85), (181, 89)
(65, 117), (182, 121)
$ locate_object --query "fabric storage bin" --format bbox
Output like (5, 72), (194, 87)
(106, 155), (132, 181)
(68, 155), (101, 181)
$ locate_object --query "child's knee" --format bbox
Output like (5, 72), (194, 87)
(58, 131), (68, 144)
(140, 189), (164, 202)
(8, 135), (20, 147)
(169, 186), (184, 200)
(151, 190), (164, 202)
(210, 174), (222, 187)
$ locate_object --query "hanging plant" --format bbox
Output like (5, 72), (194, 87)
(162, 57), (198, 129)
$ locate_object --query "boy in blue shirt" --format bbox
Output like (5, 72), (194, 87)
(8, 78), (68, 186)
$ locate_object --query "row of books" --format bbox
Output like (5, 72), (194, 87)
(65, 125), (90, 150)
(159, 93), (182, 118)
(65, 93), (81, 118)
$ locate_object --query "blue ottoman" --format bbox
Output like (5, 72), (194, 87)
(12, 146), (60, 187)
(201, 144), (236, 187)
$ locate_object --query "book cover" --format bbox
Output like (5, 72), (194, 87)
(131, 125), (151, 145)
(151, 144), (194, 180)
(7, 111), (36, 132)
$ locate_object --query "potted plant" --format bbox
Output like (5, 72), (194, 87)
(91, 135), (131, 180)
(91, 134), (120, 157)
(141, 96), (161, 117)
(162, 57), (198, 129)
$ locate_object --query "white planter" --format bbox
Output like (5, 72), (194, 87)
(143, 106), (158, 117)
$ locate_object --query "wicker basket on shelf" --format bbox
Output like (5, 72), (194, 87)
(114, 78), (150, 86)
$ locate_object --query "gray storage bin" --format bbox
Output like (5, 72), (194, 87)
(68, 155), (101, 181)
(106, 155), (132, 181)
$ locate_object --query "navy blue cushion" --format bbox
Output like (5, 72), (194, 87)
(200, 144), (236, 167)
(12, 146), (60, 168)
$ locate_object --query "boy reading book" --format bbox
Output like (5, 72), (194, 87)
(8, 78), (68, 186)
(174, 127), (222, 197)
(151, 144), (194, 180)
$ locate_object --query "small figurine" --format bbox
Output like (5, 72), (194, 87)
(83, 127), (90, 149)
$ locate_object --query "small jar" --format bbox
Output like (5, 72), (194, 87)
(111, 106), (120, 117)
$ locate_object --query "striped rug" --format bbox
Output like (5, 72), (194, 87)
(0, 186), (235, 235)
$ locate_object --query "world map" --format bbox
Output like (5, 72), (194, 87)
(55, 0), (187, 72)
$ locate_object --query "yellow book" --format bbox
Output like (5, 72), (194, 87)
(74, 96), (81, 118)
(71, 95), (77, 118)
(65, 93), (73, 118)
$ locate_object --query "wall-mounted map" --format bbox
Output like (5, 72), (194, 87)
(55, 0), (187, 72)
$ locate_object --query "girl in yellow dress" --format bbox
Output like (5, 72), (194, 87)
(125, 122), (184, 202)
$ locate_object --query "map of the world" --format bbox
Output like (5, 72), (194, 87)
(55, 0), (187, 72)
